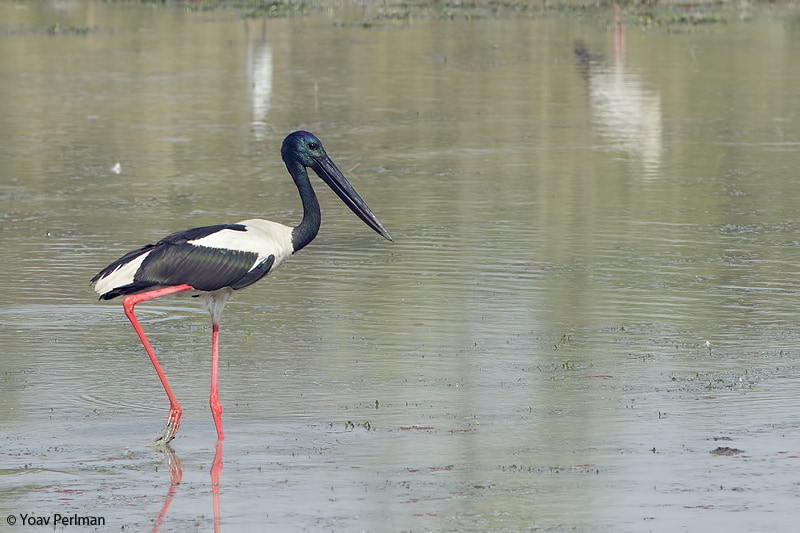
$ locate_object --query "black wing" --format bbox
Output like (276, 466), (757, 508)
(93, 224), (274, 299)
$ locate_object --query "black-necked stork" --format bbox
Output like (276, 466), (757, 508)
(92, 131), (392, 444)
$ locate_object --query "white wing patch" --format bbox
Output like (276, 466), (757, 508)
(93, 250), (152, 296)
(188, 219), (295, 273)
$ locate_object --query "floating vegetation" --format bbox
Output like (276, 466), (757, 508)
(500, 463), (600, 475)
(0, 23), (99, 36)
(327, 420), (372, 432)
(668, 367), (764, 392)
(166, 0), (318, 17)
(45, 23), (97, 36)
(710, 446), (744, 456)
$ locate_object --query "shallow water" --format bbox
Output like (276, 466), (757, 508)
(2, 2), (800, 531)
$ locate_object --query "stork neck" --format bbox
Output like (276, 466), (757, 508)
(289, 163), (321, 252)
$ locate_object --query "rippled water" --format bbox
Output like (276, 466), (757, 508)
(2, 2), (800, 531)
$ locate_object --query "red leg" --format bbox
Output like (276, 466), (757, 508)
(209, 321), (224, 440)
(122, 284), (194, 444)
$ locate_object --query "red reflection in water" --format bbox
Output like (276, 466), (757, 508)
(150, 441), (223, 532)
(211, 440), (223, 533)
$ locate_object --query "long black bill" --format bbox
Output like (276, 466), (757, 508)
(312, 155), (393, 242)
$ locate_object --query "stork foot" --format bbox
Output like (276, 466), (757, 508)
(152, 406), (182, 445)
(210, 398), (224, 441)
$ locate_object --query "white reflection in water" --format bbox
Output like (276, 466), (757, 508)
(578, 21), (662, 178)
(246, 22), (273, 141)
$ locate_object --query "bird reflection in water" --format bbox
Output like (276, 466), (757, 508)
(150, 441), (223, 533)
(573, 4), (663, 179)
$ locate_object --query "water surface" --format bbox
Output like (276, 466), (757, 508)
(2, 2), (800, 531)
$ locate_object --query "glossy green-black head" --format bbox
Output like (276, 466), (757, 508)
(281, 131), (393, 242)
(281, 130), (328, 168)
